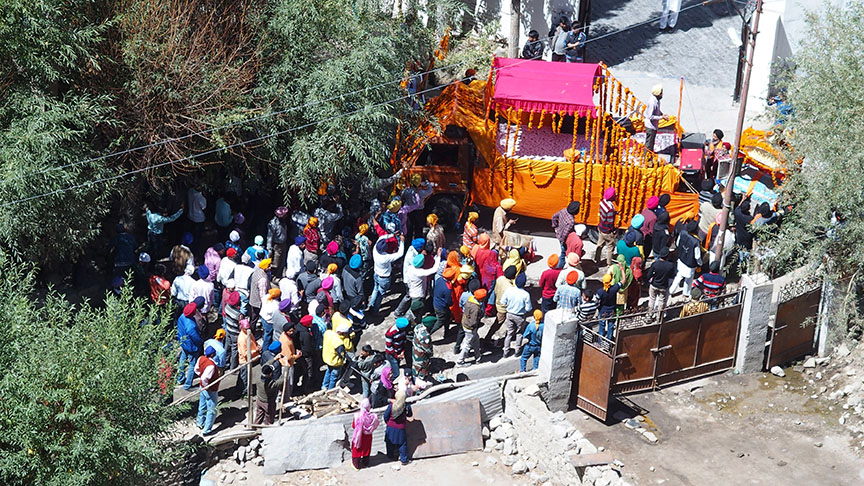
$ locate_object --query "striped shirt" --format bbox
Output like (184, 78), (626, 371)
(576, 299), (600, 321)
(598, 199), (616, 233)
(695, 272), (725, 298)
(385, 324), (407, 357)
(462, 222), (479, 248)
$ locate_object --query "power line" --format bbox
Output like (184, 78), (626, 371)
(2, 3), (722, 206)
(0, 80), (459, 208)
(9, 58), (475, 182)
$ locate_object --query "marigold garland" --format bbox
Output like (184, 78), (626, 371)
(602, 114), (611, 162)
(557, 110), (565, 133)
(569, 151), (578, 201)
(550, 112), (557, 134)
(571, 112), (580, 153)
(528, 110), (534, 129)
(528, 160), (558, 188)
(537, 109), (546, 130)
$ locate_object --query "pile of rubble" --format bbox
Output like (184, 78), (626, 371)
(487, 379), (632, 486)
(201, 439), (263, 486)
(803, 343), (864, 449)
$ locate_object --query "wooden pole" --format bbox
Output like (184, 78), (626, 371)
(715, 0), (763, 265)
(246, 331), (253, 429)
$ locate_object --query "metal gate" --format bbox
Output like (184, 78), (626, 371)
(609, 291), (743, 395)
(570, 291), (743, 421)
(767, 285), (822, 368)
(571, 326), (615, 421)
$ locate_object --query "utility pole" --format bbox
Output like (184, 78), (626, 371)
(509, 0), (520, 58)
(714, 0), (763, 265)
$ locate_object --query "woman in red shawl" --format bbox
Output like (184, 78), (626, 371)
(351, 397), (380, 469)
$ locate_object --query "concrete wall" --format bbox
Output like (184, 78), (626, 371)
(473, 0), (581, 57)
(747, 0), (850, 120)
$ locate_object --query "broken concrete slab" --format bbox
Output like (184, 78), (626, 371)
(261, 422), (345, 474)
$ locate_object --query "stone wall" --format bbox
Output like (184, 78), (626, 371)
(501, 376), (630, 486)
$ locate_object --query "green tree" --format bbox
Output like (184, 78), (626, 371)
(761, 3), (864, 335)
(0, 0), (119, 266)
(0, 257), (179, 485)
(255, 0), (461, 200)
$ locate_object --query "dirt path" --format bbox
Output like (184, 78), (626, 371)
(568, 369), (864, 485)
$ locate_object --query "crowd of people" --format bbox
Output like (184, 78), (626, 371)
(106, 139), (776, 465)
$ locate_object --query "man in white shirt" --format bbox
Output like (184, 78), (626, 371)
(171, 264), (196, 309)
(217, 248), (238, 288)
(394, 252), (441, 317)
(367, 234), (405, 314)
(645, 84), (669, 153)
(189, 265), (215, 314)
(285, 236), (306, 280)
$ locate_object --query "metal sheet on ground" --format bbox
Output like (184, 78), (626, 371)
(406, 399), (483, 459)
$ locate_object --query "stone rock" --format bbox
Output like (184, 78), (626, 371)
(816, 372), (823, 381)
(584, 467), (603, 483)
(770, 366), (786, 378)
(224, 473), (236, 485)
(565, 438), (580, 452)
(512, 461), (528, 475)
(472, 461), (480, 467)
(502, 455), (517, 466)
(815, 357), (831, 366)
(493, 440), (504, 451)
(486, 456), (498, 465)
(253, 456), (264, 466)
(391, 464), (401, 471)
(482, 426), (491, 440)
(836, 343), (851, 358)
(503, 438), (517, 456)
(249, 439), (260, 451)
(550, 411), (566, 422)
(490, 416), (503, 431)
(525, 460), (537, 470)
(577, 439), (598, 455)
(803, 358), (817, 368)
(643, 431), (659, 443)
(814, 442), (823, 448)
(492, 423), (515, 441)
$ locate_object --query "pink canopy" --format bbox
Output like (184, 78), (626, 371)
(492, 57), (602, 117)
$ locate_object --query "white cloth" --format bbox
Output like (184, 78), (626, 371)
(555, 264), (585, 290)
(170, 274), (195, 302)
(285, 245), (304, 280)
(187, 188), (207, 223)
(217, 257), (237, 288)
(402, 246), (419, 281)
(660, 0), (681, 29)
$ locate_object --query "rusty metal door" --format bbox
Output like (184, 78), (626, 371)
(572, 328), (615, 421)
(611, 323), (661, 394)
(767, 288), (822, 368)
(655, 305), (742, 386)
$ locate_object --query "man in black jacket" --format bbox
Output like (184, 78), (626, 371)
(647, 247), (676, 316)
